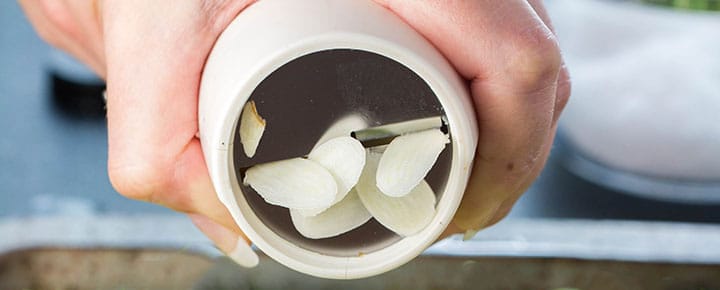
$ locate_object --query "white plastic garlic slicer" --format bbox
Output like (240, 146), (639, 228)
(199, 0), (478, 279)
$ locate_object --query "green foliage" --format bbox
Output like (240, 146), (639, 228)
(642, 0), (720, 11)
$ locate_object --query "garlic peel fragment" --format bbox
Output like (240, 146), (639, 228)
(357, 151), (437, 236)
(290, 189), (371, 239)
(239, 100), (266, 158)
(244, 158), (337, 210)
(376, 129), (448, 197)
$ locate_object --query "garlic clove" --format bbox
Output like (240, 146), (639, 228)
(293, 206), (326, 218)
(290, 188), (372, 239)
(239, 100), (266, 158)
(376, 129), (448, 197)
(357, 151), (437, 236)
(294, 116), (368, 217)
(295, 136), (366, 217)
(308, 136), (365, 202)
(312, 114), (368, 151)
(244, 158), (336, 210)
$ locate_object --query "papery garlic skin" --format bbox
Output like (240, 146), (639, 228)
(239, 100), (266, 158)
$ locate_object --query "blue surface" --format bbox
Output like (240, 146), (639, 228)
(0, 2), (168, 216)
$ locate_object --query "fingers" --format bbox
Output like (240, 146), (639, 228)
(482, 123), (559, 227)
(526, 0), (572, 123)
(57, 0), (106, 72)
(102, 1), (252, 231)
(439, 123), (559, 240)
(17, 0), (105, 76)
(189, 214), (259, 268)
(375, 0), (564, 233)
(527, 0), (556, 31)
(21, 0), (260, 259)
(554, 63), (571, 123)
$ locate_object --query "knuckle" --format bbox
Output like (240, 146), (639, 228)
(108, 159), (172, 203)
(506, 28), (562, 90)
(555, 67), (572, 113)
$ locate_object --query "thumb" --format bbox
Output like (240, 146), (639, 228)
(189, 214), (259, 268)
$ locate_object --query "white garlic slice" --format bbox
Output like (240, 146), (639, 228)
(244, 158), (337, 210)
(296, 117), (367, 217)
(357, 151), (437, 236)
(303, 136), (365, 211)
(290, 188), (372, 239)
(293, 206), (327, 218)
(376, 129), (448, 197)
(239, 100), (266, 158)
(312, 114), (368, 151)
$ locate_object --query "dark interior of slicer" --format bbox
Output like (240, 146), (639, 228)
(232, 49), (452, 257)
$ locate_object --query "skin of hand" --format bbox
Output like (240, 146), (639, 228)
(18, 0), (569, 265)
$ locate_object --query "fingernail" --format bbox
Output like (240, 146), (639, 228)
(189, 214), (259, 268)
(228, 238), (259, 268)
(459, 203), (506, 241)
(462, 197), (517, 241)
(463, 229), (479, 241)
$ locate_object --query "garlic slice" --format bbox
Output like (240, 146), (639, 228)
(376, 129), (448, 197)
(290, 188), (372, 239)
(244, 158), (337, 210)
(357, 151), (437, 236)
(303, 136), (365, 212)
(296, 116), (367, 217)
(312, 114), (368, 151)
(294, 205), (327, 217)
(239, 100), (266, 158)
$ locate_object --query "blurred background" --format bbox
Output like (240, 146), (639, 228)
(1, 0), (719, 289)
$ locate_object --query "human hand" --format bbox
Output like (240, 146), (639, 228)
(18, 0), (260, 267)
(373, 0), (571, 238)
(20, 0), (569, 264)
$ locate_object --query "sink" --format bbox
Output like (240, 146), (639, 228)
(0, 248), (213, 290)
(2, 216), (720, 289)
(2, 247), (719, 290)
(197, 256), (720, 290)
